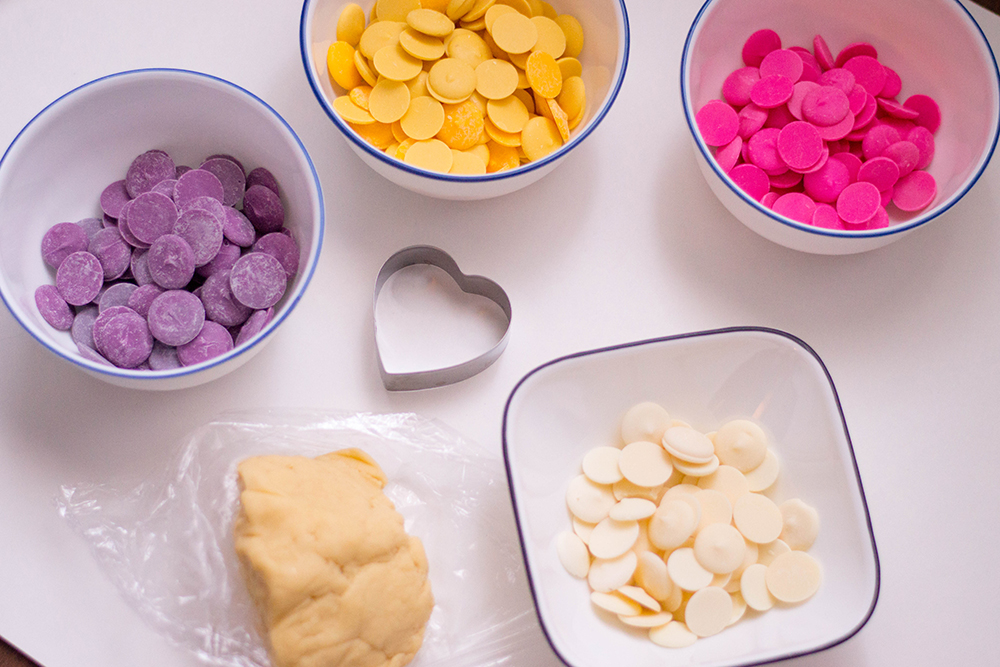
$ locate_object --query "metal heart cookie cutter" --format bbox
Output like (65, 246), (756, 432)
(373, 245), (512, 391)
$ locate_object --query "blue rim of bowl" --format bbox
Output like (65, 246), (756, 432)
(680, 0), (1000, 239)
(501, 326), (881, 667)
(299, 0), (630, 182)
(0, 67), (325, 382)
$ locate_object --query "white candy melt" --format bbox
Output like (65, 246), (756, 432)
(563, 405), (821, 650)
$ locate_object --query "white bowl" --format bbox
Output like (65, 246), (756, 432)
(681, 0), (1000, 254)
(0, 69), (324, 390)
(503, 328), (879, 667)
(300, 0), (629, 200)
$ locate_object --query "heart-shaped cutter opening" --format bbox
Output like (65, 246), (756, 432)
(373, 245), (512, 391)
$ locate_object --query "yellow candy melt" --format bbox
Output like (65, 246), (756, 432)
(557, 56), (582, 80)
(354, 50), (378, 86)
(401, 96), (447, 140)
(334, 95), (375, 125)
(486, 141), (520, 171)
(406, 8), (455, 37)
(337, 4), (367, 46)
(369, 79), (412, 123)
(376, 0), (421, 22)
(530, 16), (566, 58)
(521, 115), (562, 161)
(399, 28), (446, 60)
(486, 95), (529, 133)
(558, 75), (585, 120)
(404, 138), (454, 171)
(490, 12), (538, 54)
(359, 21), (406, 59)
(555, 14), (584, 58)
(327, 0), (585, 175)
(437, 99), (485, 149)
(525, 50), (562, 98)
(450, 149), (488, 174)
(475, 59), (519, 100)
(373, 42), (424, 81)
(348, 120), (395, 149)
(328, 42), (363, 90)
(349, 85), (373, 110)
(446, 30), (493, 68)
(428, 58), (478, 103)
(446, 0), (476, 21)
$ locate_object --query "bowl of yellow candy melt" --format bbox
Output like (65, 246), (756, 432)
(300, 0), (629, 200)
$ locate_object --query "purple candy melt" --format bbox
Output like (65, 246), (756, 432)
(222, 207), (256, 247)
(125, 150), (176, 198)
(199, 157), (246, 207)
(229, 252), (287, 310)
(235, 308), (271, 346)
(98, 282), (138, 312)
(34, 285), (74, 330)
(92, 307), (153, 368)
(148, 340), (182, 370)
(87, 226), (132, 280)
(147, 234), (196, 289)
(151, 178), (178, 198)
(245, 167), (281, 196)
(147, 289), (206, 346)
(127, 191), (179, 245)
(200, 269), (252, 326)
(174, 208), (224, 266)
(197, 241), (241, 279)
(126, 283), (165, 318)
(252, 232), (300, 279)
(174, 168), (225, 207)
(100, 180), (131, 219)
(56, 251), (104, 306)
(176, 321), (233, 367)
(131, 249), (153, 286)
(41, 222), (89, 269)
(71, 305), (100, 349)
(242, 184), (285, 234)
(77, 217), (104, 242)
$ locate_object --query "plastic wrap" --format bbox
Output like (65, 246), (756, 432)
(58, 409), (540, 667)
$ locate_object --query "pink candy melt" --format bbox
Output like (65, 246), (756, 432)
(696, 100), (740, 146)
(700, 29), (942, 231)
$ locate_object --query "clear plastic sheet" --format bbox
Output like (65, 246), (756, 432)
(58, 409), (540, 667)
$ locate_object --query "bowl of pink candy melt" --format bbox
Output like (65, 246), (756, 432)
(681, 0), (1000, 254)
(0, 69), (324, 390)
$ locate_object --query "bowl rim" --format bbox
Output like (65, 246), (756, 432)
(679, 0), (1000, 240)
(299, 0), (631, 182)
(0, 67), (326, 382)
(501, 326), (881, 667)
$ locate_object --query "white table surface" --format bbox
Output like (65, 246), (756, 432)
(2, 1), (999, 665)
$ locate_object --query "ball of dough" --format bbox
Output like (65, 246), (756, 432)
(234, 449), (434, 667)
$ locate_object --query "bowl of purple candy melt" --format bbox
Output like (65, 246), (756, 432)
(0, 69), (324, 390)
(681, 0), (1000, 254)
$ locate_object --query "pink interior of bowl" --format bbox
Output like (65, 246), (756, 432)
(683, 0), (1000, 227)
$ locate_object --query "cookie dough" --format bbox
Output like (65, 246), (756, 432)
(233, 449), (434, 667)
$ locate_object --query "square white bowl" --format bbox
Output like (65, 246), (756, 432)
(502, 327), (879, 667)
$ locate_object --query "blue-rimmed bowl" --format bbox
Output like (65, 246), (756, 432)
(0, 69), (324, 390)
(503, 327), (879, 667)
(682, 0), (999, 254)
(301, 0), (628, 200)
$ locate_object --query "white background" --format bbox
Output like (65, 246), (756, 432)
(1, 1), (999, 665)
